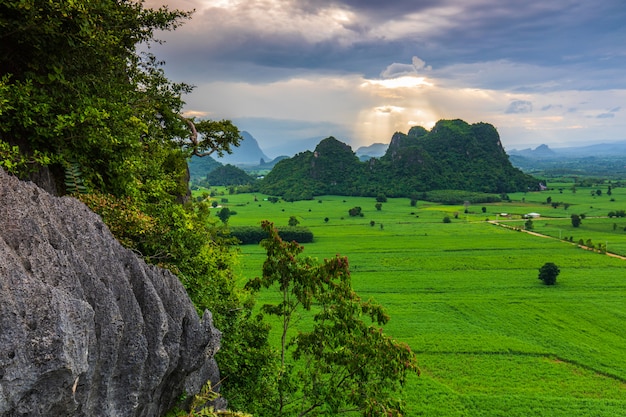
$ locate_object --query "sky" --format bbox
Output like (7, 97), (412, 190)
(144, 0), (626, 158)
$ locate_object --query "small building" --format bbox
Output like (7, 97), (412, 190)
(524, 212), (540, 219)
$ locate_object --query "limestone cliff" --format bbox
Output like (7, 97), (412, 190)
(0, 169), (221, 416)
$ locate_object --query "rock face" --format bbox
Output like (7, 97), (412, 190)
(0, 170), (222, 416)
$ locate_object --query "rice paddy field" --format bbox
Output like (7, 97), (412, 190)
(204, 183), (626, 416)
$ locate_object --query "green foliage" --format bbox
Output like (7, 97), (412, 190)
(538, 262), (560, 285)
(206, 164), (256, 186)
(245, 221), (417, 417)
(230, 226), (314, 245)
(218, 207), (232, 224)
(571, 214), (582, 227)
(421, 190), (503, 205)
(348, 206), (363, 217)
(64, 160), (88, 194)
(287, 215), (299, 227)
(443, 216), (452, 223)
(0, 0), (198, 197)
(0, 139), (53, 176)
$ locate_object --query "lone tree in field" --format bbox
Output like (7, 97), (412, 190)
(571, 214), (582, 228)
(538, 262), (560, 285)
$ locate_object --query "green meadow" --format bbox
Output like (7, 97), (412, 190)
(206, 184), (626, 416)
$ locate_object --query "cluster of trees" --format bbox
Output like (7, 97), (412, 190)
(229, 226), (314, 245)
(0, 2), (416, 415)
(260, 121), (540, 200)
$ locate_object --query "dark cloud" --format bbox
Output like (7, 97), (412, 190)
(151, 0), (626, 90)
(505, 100), (533, 114)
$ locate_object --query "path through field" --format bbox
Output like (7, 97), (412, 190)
(489, 219), (626, 260)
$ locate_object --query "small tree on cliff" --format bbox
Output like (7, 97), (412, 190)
(246, 221), (417, 417)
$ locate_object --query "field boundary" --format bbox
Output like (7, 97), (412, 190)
(488, 220), (626, 260)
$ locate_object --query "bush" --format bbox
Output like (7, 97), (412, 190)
(538, 262), (560, 285)
(443, 216), (451, 223)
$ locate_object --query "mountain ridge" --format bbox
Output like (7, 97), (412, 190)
(259, 119), (539, 200)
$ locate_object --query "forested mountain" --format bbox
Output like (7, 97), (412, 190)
(260, 119), (539, 200)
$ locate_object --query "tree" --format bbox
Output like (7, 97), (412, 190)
(245, 221), (417, 417)
(571, 214), (582, 228)
(348, 206), (362, 217)
(288, 215), (299, 227)
(525, 219), (534, 230)
(375, 202), (382, 211)
(443, 216), (451, 223)
(217, 207), (231, 224)
(538, 262), (560, 285)
(0, 1), (241, 198)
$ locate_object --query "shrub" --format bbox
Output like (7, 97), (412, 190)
(443, 216), (451, 223)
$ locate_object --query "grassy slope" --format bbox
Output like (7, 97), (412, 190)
(204, 185), (626, 416)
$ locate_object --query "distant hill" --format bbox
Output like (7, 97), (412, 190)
(508, 142), (626, 177)
(188, 155), (222, 180)
(214, 131), (269, 165)
(509, 141), (626, 159)
(259, 119), (539, 200)
(355, 143), (388, 159)
(508, 144), (556, 159)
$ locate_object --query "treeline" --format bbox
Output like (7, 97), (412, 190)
(230, 226), (314, 244)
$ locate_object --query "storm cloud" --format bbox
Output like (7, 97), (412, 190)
(146, 0), (626, 152)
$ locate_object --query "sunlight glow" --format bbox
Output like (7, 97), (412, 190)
(362, 76), (433, 89)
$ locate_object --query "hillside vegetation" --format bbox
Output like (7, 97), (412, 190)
(260, 120), (539, 200)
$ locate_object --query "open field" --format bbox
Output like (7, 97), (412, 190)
(201, 185), (626, 416)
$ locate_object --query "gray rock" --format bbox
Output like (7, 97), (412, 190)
(0, 170), (222, 416)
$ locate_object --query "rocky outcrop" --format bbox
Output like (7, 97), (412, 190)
(0, 169), (221, 416)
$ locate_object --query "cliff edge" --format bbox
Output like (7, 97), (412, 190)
(0, 169), (221, 416)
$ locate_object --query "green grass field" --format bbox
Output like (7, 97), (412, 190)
(202, 185), (626, 416)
